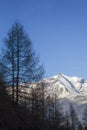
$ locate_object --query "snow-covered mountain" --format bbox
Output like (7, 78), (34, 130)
(22, 73), (87, 105)
(41, 73), (87, 121)
(43, 73), (87, 100)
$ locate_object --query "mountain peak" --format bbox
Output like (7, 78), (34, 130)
(58, 72), (64, 76)
(53, 73), (84, 82)
(43, 73), (87, 98)
(50, 72), (65, 79)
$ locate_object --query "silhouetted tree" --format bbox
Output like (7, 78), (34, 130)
(47, 93), (65, 130)
(40, 82), (45, 121)
(83, 103), (87, 129)
(69, 104), (80, 130)
(0, 61), (6, 88)
(64, 111), (71, 130)
(30, 82), (45, 120)
(53, 94), (65, 129)
(3, 22), (44, 105)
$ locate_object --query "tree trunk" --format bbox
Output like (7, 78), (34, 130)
(16, 33), (19, 105)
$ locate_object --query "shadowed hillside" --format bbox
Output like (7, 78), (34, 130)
(0, 87), (50, 130)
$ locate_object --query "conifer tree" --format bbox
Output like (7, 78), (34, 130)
(3, 22), (44, 104)
(0, 61), (6, 87)
(69, 104), (80, 130)
(83, 103), (87, 129)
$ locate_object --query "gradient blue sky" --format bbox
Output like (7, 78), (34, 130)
(0, 0), (87, 79)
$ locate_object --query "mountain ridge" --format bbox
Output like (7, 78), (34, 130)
(41, 73), (87, 122)
(43, 73), (87, 97)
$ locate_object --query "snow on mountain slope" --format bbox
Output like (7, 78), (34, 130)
(24, 73), (87, 104)
(43, 73), (87, 99)
(41, 73), (87, 121)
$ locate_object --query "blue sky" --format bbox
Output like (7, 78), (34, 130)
(0, 0), (87, 79)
